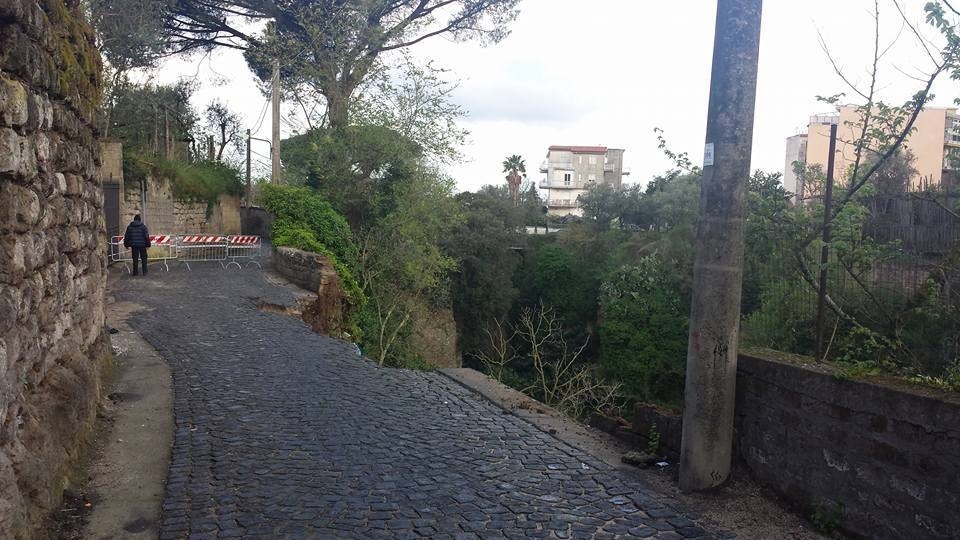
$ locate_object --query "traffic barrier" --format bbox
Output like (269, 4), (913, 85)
(176, 235), (228, 271)
(225, 235), (262, 269)
(109, 235), (177, 272)
(148, 235), (177, 271)
(108, 234), (264, 271)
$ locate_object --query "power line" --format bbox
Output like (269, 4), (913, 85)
(250, 96), (270, 133)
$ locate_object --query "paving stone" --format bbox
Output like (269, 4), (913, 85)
(112, 266), (713, 538)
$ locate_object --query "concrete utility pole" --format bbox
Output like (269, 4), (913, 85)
(245, 129), (252, 207)
(271, 59), (281, 184)
(679, 0), (763, 492)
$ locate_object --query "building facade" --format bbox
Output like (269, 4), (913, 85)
(783, 133), (808, 202)
(539, 146), (629, 216)
(787, 105), (960, 197)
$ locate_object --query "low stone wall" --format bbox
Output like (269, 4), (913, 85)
(598, 353), (960, 539)
(274, 247), (346, 336)
(737, 354), (959, 539)
(1, 0), (110, 537)
(274, 247), (333, 292)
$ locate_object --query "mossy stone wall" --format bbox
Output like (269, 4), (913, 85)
(0, 0), (109, 537)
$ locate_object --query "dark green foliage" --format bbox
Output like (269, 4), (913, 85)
(258, 184), (364, 305)
(281, 125), (422, 229)
(105, 80), (197, 150)
(598, 258), (688, 405)
(445, 187), (526, 358)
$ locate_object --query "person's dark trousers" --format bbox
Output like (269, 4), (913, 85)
(131, 246), (148, 275)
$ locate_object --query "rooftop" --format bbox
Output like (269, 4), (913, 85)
(548, 145), (608, 154)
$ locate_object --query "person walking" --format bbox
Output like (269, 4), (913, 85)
(123, 214), (151, 276)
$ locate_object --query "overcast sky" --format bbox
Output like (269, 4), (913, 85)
(155, 0), (960, 192)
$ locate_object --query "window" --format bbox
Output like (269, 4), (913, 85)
(589, 155), (597, 165)
(563, 173), (572, 186)
(579, 156), (583, 164)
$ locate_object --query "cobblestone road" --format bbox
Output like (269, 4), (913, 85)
(111, 265), (721, 540)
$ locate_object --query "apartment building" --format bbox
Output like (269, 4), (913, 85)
(538, 145), (629, 216)
(786, 105), (960, 198)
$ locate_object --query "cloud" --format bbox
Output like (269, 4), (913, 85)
(454, 79), (590, 125)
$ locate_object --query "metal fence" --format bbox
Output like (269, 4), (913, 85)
(109, 234), (263, 272)
(740, 192), (960, 376)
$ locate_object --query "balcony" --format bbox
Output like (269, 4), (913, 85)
(541, 182), (587, 190)
(604, 163), (616, 172)
(548, 199), (580, 208)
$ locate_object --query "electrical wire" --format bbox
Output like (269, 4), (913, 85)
(250, 96), (270, 134)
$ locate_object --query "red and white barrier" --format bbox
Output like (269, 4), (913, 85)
(108, 235), (177, 272)
(225, 235), (262, 269)
(108, 234), (264, 272)
(176, 235), (228, 270)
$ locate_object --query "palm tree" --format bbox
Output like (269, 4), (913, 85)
(503, 155), (526, 205)
(502, 154), (526, 177)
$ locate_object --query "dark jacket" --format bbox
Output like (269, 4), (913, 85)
(123, 221), (150, 248)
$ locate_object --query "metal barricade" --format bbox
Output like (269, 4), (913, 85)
(109, 236), (130, 267)
(176, 235), (228, 270)
(148, 235), (177, 271)
(109, 235), (176, 272)
(225, 235), (262, 269)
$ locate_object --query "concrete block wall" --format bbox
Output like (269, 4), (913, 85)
(618, 355), (959, 539)
(0, 1), (110, 537)
(737, 354), (959, 539)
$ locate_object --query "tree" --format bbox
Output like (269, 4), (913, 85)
(502, 154), (525, 204)
(205, 100), (243, 161)
(578, 183), (625, 230)
(281, 124), (423, 228)
(350, 54), (469, 164)
(151, 0), (519, 130)
(358, 168), (463, 366)
(445, 186), (527, 358)
(598, 258), (688, 405)
(107, 80), (198, 157)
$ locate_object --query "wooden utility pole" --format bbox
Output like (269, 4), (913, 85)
(679, 0), (763, 492)
(271, 59), (281, 184)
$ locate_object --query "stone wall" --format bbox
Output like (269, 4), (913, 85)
(99, 142), (241, 236)
(600, 354), (960, 539)
(736, 354), (959, 539)
(274, 247), (348, 336)
(119, 173), (241, 236)
(0, 1), (110, 538)
(274, 246), (334, 292)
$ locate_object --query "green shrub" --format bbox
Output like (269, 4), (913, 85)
(259, 184), (358, 267)
(259, 185), (366, 332)
(598, 257), (688, 405)
(741, 277), (817, 355)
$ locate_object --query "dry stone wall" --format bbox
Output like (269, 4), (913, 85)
(0, 0), (109, 537)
